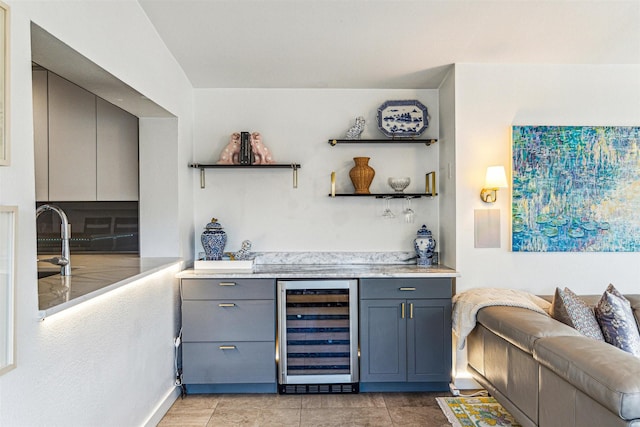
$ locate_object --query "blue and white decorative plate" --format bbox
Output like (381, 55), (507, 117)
(377, 100), (429, 138)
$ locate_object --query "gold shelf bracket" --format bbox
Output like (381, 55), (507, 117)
(425, 171), (437, 197)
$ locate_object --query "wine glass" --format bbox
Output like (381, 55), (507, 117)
(404, 197), (415, 224)
(382, 196), (395, 219)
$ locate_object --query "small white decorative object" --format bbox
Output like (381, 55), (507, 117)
(388, 177), (411, 193)
(234, 240), (253, 260)
(345, 116), (365, 140)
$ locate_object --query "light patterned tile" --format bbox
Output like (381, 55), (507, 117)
(303, 393), (386, 408)
(205, 407), (261, 426)
(382, 392), (442, 408)
(217, 393), (302, 409)
(158, 408), (214, 427)
(205, 407), (302, 427)
(301, 407), (393, 427)
(388, 405), (452, 427)
(256, 408), (301, 427)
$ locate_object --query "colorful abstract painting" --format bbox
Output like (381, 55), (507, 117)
(512, 126), (640, 252)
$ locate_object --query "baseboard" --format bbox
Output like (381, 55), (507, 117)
(142, 386), (181, 427)
(453, 376), (482, 390)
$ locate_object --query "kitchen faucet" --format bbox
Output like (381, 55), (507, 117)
(36, 204), (71, 276)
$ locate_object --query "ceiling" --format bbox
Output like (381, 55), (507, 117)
(138, 0), (640, 89)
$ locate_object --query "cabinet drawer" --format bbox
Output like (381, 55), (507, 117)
(183, 299), (275, 342)
(181, 278), (275, 300)
(182, 342), (276, 384)
(359, 278), (452, 299)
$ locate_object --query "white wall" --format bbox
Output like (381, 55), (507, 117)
(193, 89), (441, 254)
(0, 1), (193, 425)
(452, 63), (640, 384)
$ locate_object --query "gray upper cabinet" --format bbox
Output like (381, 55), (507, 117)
(33, 70), (139, 202)
(96, 98), (139, 201)
(48, 72), (97, 201)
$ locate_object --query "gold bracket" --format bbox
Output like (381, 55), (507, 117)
(330, 172), (336, 197)
(425, 171), (437, 196)
(292, 164), (299, 188)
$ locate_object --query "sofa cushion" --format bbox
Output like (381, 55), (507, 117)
(534, 335), (640, 420)
(550, 287), (605, 341)
(477, 305), (581, 353)
(595, 284), (640, 357)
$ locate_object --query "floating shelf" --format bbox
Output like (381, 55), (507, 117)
(328, 193), (437, 198)
(328, 139), (437, 146)
(189, 163), (301, 189)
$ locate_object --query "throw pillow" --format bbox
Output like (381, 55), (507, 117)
(550, 287), (605, 341)
(595, 284), (640, 357)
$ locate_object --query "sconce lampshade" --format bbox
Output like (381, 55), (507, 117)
(480, 166), (508, 203)
(485, 166), (508, 189)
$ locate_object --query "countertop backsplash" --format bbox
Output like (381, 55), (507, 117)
(253, 251), (419, 265)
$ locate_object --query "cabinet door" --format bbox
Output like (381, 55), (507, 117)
(96, 98), (139, 201)
(48, 73), (97, 201)
(406, 299), (452, 382)
(359, 299), (406, 382)
(32, 69), (49, 201)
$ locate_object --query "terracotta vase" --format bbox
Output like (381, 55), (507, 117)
(349, 157), (375, 194)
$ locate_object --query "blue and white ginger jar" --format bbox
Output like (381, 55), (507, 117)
(414, 224), (436, 266)
(201, 218), (227, 260)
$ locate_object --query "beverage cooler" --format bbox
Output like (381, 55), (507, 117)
(277, 279), (359, 394)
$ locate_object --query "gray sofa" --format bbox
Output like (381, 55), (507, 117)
(466, 295), (640, 427)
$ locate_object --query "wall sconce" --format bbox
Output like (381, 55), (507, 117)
(480, 166), (508, 203)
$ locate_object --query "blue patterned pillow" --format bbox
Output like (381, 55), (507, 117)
(551, 287), (605, 341)
(595, 284), (640, 357)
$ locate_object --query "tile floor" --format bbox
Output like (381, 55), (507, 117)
(158, 392), (453, 426)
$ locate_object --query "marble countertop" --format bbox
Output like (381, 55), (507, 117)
(178, 263), (458, 279)
(38, 254), (182, 318)
(178, 251), (459, 279)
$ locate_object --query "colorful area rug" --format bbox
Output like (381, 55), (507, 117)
(436, 396), (522, 427)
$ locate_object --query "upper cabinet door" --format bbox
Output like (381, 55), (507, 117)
(96, 98), (139, 201)
(47, 73), (97, 201)
(32, 69), (49, 201)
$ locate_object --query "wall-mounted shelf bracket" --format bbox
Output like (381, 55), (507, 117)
(189, 163), (302, 189)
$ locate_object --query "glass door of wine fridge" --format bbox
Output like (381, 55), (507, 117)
(277, 280), (358, 393)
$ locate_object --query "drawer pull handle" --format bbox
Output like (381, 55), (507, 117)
(219, 282), (236, 286)
(219, 345), (236, 350)
(399, 287), (416, 291)
(218, 303), (236, 307)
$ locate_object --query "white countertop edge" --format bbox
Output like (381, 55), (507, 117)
(38, 258), (183, 320)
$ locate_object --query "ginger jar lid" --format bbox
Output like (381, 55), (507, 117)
(416, 224), (431, 237)
(204, 218), (224, 230)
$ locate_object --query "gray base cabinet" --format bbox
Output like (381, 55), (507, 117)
(180, 278), (276, 389)
(359, 278), (452, 390)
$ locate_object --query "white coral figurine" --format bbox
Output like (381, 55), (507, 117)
(345, 116), (365, 140)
